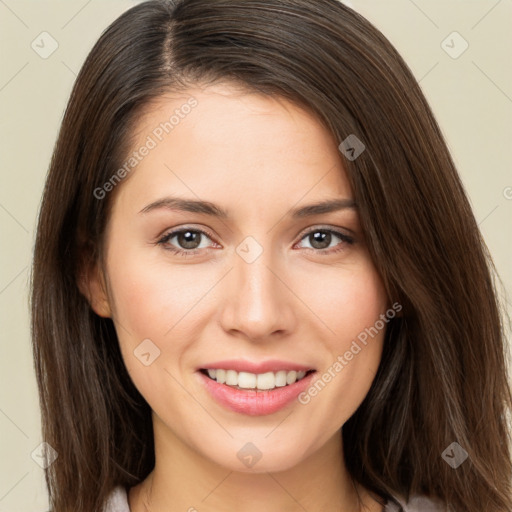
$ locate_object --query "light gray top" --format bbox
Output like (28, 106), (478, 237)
(103, 486), (446, 511)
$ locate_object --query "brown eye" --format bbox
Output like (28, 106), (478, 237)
(173, 230), (203, 250)
(308, 230), (332, 250)
(297, 228), (354, 254)
(157, 228), (217, 255)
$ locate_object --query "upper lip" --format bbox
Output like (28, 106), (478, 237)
(199, 359), (316, 374)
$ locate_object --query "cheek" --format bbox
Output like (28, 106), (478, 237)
(104, 254), (210, 422)
(329, 261), (388, 378)
(105, 242), (204, 339)
(294, 258), (388, 430)
(295, 256), (388, 347)
(103, 241), (208, 387)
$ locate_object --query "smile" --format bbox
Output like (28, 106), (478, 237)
(197, 365), (318, 416)
(200, 368), (315, 391)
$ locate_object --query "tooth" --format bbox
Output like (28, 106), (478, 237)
(275, 370), (287, 387)
(257, 371), (276, 390)
(225, 370), (238, 385)
(212, 368), (310, 388)
(238, 371), (257, 389)
(286, 370), (297, 385)
(215, 369), (226, 384)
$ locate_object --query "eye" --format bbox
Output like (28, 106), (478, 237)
(157, 227), (217, 256)
(295, 227), (354, 254)
(156, 226), (354, 257)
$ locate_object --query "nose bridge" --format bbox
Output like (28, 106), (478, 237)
(221, 236), (294, 339)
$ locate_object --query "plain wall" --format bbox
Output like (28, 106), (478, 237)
(0, 1), (510, 510)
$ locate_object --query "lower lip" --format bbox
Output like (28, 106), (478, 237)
(197, 371), (316, 416)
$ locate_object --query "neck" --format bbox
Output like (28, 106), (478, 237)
(129, 413), (382, 512)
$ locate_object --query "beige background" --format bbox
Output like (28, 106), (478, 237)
(0, 1), (511, 510)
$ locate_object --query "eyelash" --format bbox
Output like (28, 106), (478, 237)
(156, 226), (354, 257)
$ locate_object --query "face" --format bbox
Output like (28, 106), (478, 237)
(89, 82), (390, 473)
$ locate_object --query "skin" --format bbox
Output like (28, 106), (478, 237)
(85, 82), (389, 512)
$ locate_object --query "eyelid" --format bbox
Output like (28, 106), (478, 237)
(297, 224), (355, 240)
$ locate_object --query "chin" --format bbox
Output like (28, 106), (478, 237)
(203, 437), (309, 474)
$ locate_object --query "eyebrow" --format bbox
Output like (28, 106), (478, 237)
(139, 196), (357, 218)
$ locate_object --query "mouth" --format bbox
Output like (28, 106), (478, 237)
(197, 366), (318, 416)
(199, 368), (316, 392)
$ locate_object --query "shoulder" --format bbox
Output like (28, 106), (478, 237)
(384, 494), (446, 511)
(103, 486), (130, 512)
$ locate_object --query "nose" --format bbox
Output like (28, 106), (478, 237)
(219, 245), (297, 341)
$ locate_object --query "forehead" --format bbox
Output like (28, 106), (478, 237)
(113, 82), (352, 214)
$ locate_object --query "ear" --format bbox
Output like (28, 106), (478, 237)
(77, 261), (112, 318)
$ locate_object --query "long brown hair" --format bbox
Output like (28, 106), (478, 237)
(31, 1), (512, 511)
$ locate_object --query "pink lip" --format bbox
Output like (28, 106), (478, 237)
(198, 359), (315, 374)
(197, 370), (317, 416)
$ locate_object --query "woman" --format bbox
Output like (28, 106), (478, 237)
(31, 1), (512, 511)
